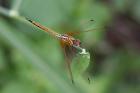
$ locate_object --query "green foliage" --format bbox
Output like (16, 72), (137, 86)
(0, 0), (140, 93)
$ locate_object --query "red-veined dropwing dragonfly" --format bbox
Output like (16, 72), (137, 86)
(26, 18), (93, 83)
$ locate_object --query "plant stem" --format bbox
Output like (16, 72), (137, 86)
(11, 0), (23, 12)
(0, 6), (27, 24)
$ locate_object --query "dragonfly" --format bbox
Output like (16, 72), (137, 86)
(26, 18), (93, 83)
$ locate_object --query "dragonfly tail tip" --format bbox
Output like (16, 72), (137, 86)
(25, 17), (33, 23)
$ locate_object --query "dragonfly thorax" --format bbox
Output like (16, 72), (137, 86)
(60, 34), (81, 47)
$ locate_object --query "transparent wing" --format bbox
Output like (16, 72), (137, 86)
(66, 28), (98, 36)
(60, 41), (76, 84)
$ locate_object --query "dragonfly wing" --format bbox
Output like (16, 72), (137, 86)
(60, 41), (79, 84)
(65, 28), (99, 36)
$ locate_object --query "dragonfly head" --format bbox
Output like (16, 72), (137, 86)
(72, 39), (81, 47)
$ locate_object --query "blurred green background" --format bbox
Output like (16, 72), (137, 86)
(0, 0), (140, 93)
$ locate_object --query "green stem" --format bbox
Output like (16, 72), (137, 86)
(11, 0), (23, 12)
(0, 6), (27, 24)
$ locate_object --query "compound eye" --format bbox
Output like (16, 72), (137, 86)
(78, 40), (81, 46)
(73, 39), (81, 46)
